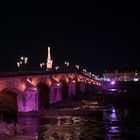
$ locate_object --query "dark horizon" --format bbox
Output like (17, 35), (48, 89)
(0, 5), (139, 74)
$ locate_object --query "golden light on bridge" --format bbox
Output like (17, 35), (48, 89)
(72, 80), (76, 83)
(20, 83), (26, 92)
(52, 75), (59, 82)
(56, 83), (61, 86)
(27, 78), (34, 86)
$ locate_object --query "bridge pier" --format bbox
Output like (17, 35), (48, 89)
(18, 88), (39, 112)
(79, 82), (86, 93)
(24, 88), (39, 112)
(60, 81), (69, 100)
(50, 83), (62, 104)
(37, 83), (50, 109)
(17, 94), (25, 112)
(68, 81), (76, 97)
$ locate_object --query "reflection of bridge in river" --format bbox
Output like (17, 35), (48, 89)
(0, 71), (101, 112)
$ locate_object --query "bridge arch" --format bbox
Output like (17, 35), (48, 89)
(0, 88), (19, 113)
(37, 82), (50, 109)
(60, 80), (69, 100)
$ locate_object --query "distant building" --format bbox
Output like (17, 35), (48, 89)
(103, 71), (140, 81)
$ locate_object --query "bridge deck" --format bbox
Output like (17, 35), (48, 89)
(0, 70), (94, 79)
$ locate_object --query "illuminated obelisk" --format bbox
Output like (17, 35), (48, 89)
(46, 46), (53, 71)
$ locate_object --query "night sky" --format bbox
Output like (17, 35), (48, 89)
(0, 4), (140, 74)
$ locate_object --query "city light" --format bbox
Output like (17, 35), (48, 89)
(133, 78), (139, 82)
(111, 81), (115, 85)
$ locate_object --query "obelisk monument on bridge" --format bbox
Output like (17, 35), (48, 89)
(46, 46), (53, 71)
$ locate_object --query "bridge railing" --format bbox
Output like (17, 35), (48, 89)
(0, 70), (98, 82)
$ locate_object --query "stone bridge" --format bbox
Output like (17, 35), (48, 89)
(0, 72), (101, 112)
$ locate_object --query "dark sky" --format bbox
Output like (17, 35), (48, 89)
(0, 4), (140, 74)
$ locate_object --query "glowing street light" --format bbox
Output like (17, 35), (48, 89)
(64, 61), (69, 67)
(111, 81), (115, 85)
(24, 57), (28, 64)
(21, 56), (24, 60)
(75, 65), (80, 69)
(20, 56), (28, 64)
(17, 61), (21, 70)
(17, 56), (28, 71)
(40, 62), (45, 69)
(55, 66), (60, 70)
(17, 62), (20, 67)
(89, 72), (91, 75)
(83, 69), (86, 73)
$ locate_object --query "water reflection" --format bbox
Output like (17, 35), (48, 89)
(18, 116), (39, 138)
(0, 112), (18, 135)
(0, 112), (39, 139)
(38, 116), (81, 139)
(102, 105), (122, 139)
(1, 100), (140, 139)
(39, 100), (104, 140)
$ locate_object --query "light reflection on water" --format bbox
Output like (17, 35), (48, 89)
(102, 105), (122, 140)
(1, 101), (140, 140)
(40, 115), (82, 138)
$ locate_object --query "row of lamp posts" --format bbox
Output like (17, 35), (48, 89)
(16, 58), (90, 76)
(39, 61), (80, 71)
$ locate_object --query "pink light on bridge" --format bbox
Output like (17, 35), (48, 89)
(111, 81), (115, 85)
(46, 79), (52, 87)
(72, 80), (76, 83)
(20, 83), (26, 92)
(52, 76), (59, 82)
(56, 83), (61, 86)
(98, 83), (101, 86)
(27, 78), (34, 85)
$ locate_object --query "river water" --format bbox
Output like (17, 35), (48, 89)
(1, 99), (140, 140)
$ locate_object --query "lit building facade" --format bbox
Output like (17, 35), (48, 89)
(103, 71), (140, 81)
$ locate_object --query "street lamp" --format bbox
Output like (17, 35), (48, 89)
(83, 69), (86, 73)
(21, 56), (28, 70)
(17, 56), (28, 71)
(17, 61), (21, 71)
(40, 62), (45, 70)
(21, 57), (24, 60)
(24, 57), (28, 64)
(64, 61), (70, 67)
(75, 65), (79, 69)
(55, 66), (60, 70)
